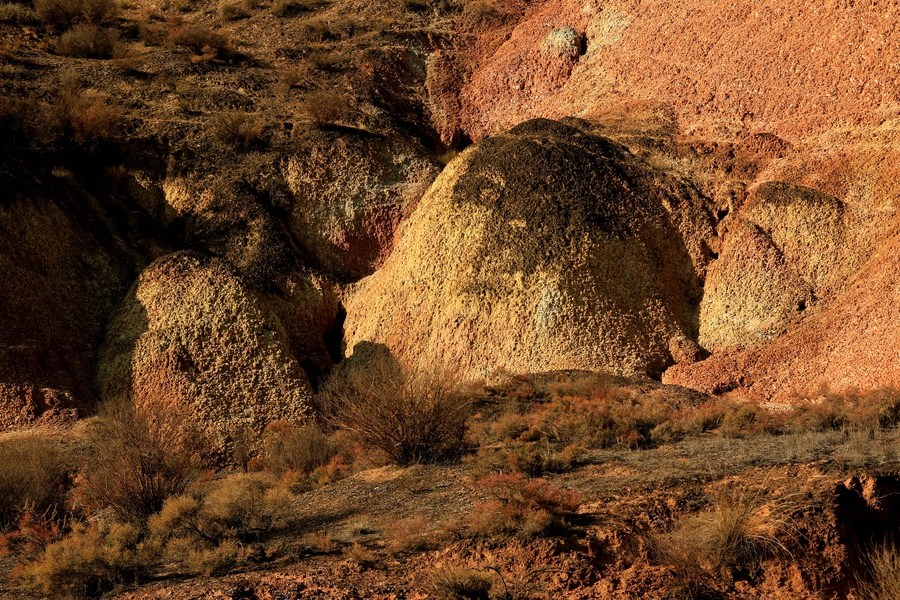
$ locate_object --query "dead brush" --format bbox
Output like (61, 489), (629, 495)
(651, 482), (802, 596)
(318, 358), (473, 466)
(210, 110), (266, 149)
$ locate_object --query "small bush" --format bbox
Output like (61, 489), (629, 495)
(468, 473), (581, 537)
(302, 92), (349, 129)
(34, 0), (116, 29)
(0, 436), (69, 531)
(433, 567), (492, 600)
(0, 3), (38, 23)
(170, 24), (234, 59)
(50, 81), (123, 145)
(857, 541), (900, 600)
(55, 25), (120, 59)
(210, 110), (265, 149)
(262, 421), (337, 476)
(74, 401), (205, 521)
(219, 1), (249, 19)
(319, 358), (472, 465)
(15, 521), (152, 598)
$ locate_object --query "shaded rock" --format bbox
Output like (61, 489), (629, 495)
(97, 251), (318, 458)
(344, 119), (717, 380)
(282, 128), (440, 283)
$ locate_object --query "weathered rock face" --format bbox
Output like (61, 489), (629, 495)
(665, 225), (900, 401)
(451, 0), (900, 142)
(282, 129), (440, 283)
(344, 119), (717, 380)
(0, 172), (137, 431)
(97, 251), (324, 457)
(698, 182), (890, 352)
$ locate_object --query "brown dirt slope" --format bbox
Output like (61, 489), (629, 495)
(344, 118), (717, 380)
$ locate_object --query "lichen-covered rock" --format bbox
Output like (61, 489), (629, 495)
(97, 251), (318, 458)
(282, 129), (440, 282)
(698, 181), (889, 352)
(344, 119), (717, 380)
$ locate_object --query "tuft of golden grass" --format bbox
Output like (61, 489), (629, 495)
(857, 541), (900, 600)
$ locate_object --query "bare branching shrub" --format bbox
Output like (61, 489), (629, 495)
(319, 358), (472, 465)
(55, 24), (120, 59)
(15, 520), (152, 598)
(170, 25), (234, 59)
(857, 541), (900, 600)
(210, 110), (265, 149)
(262, 421), (337, 476)
(34, 0), (116, 29)
(468, 473), (581, 537)
(299, 90), (348, 128)
(0, 436), (69, 531)
(75, 401), (206, 521)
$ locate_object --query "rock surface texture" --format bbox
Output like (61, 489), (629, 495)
(344, 119), (717, 380)
(97, 251), (320, 457)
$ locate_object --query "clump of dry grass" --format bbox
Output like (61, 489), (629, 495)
(48, 77), (123, 145)
(219, 1), (249, 19)
(34, 0), (116, 29)
(170, 24), (235, 60)
(0, 436), (69, 532)
(433, 567), (492, 600)
(210, 110), (266, 149)
(857, 541), (900, 600)
(261, 421), (337, 476)
(0, 2), (38, 24)
(651, 484), (798, 596)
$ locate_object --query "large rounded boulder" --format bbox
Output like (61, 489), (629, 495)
(97, 251), (323, 457)
(343, 119), (717, 380)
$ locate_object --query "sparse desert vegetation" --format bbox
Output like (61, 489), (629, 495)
(4, 0), (900, 597)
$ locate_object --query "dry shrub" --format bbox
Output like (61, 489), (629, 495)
(787, 388), (900, 434)
(219, 1), (249, 19)
(15, 520), (152, 598)
(298, 14), (355, 42)
(55, 24), (121, 59)
(34, 0), (116, 29)
(857, 541), (900, 600)
(651, 485), (797, 595)
(469, 473), (581, 537)
(433, 567), (492, 600)
(137, 20), (168, 45)
(383, 516), (439, 555)
(148, 472), (291, 575)
(0, 436), (69, 531)
(170, 24), (234, 59)
(319, 358), (472, 465)
(210, 110), (265, 149)
(262, 421), (337, 477)
(74, 401), (205, 521)
(50, 81), (123, 145)
(301, 92), (350, 129)
(718, 402), (782, 438)
(0, 3), (37, 23)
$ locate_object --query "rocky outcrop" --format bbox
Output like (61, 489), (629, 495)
(344, 119), (717, 380)
(0, 168), (139, 431)
(282, 129), (440, 282)
(453, 0), (900, 142)
(97, 251), (326, 457)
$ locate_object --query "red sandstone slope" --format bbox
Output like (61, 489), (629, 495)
(456, 0), (900, 142)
